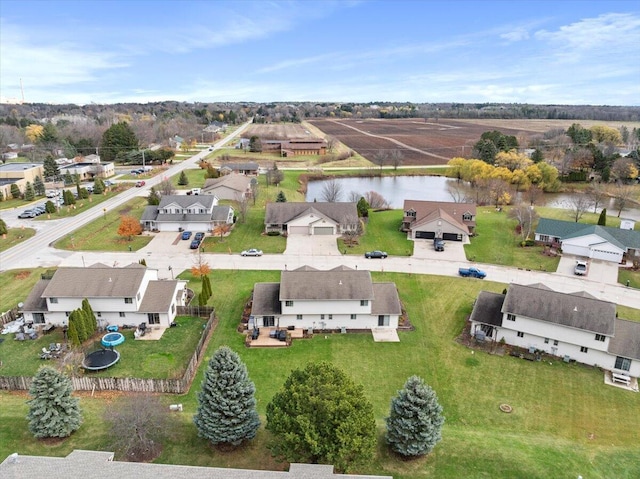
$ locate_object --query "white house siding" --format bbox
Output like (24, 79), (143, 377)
(282, 299), (371, 316)
(412, 218), (467, 241)
(255, 313), (398, 330)
(561, 234), (624, 263)
(157, 222), (210, 232)
(287, 214), (338, 235)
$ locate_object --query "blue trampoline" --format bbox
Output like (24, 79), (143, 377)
(101, 332), (125, 347)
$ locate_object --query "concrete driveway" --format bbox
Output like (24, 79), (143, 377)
(284, 234), (341, 256)
(556, 254), (620, 285)
(411, 238), (468, 262)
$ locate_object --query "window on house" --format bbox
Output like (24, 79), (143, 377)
(539, 234), (549, 243)
(119, 312), (126, 318)
(320, 314), (325, 320)
(553, 340), (559, 346)
(463, 213), (472, 221)
(595, 334), (606, 342)
(507, 313), (516, 321)
(97, 312), (102, 317)
(285, 300), (293, 307)
(351, 314), (357, 320)
(328, 314), (333, 320)
(615, 356), (631, 371)
(125, 298), (133, 304)
(65, 311), (70, 317)
(360, 300), (368, 306)
(580, 346), (588, 353)
(517, 331), (524, 338)
(33, 313), (45, 324)
(296, 314), (303, 320)
(172, 304), (175, 314)
(50, 298), (58, 304)
(544, 338), (549, 344)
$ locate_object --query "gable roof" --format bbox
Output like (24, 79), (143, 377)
(158, 195), (217, 209)
(413, 207), (471, 234)
(138, 281), (182, 313)
(203, 173), (251, 193)
(468, 291), (506, 327)
(536, 218), (640, 250)
(41, 265), (148, 298)
(503, 283), (616, 335)
(280, 265), (374, 301)
(219, 162), (258, 171)
(608, 319), (640, 360)
(265, 202), (357, 225)
(403, 200), (476, 229)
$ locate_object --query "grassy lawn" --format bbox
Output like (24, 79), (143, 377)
(3, 270), (639, 478)
(0, 227), (36, 252)
(618, 269), (640, 289)
(339, 209), (414, 256)
(53, 197), (153, 251)
(0, 268), (51, 313)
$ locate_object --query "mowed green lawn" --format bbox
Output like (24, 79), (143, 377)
(2, 270), (638, 478)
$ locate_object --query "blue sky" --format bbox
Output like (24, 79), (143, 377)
(1, 0), (639, 105)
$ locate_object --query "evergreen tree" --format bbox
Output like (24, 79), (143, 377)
(357, 197), (370, 217)
(139, 258), (147, 266)
(43, 155), (61, 181)
(45, 200), (56, 214)
(193, 346), (260, 446)
(203, 275), (212, 299)
(385, 375), (445, 457)
(93, 177), (105, 194)
(63, 189), (76, 206)
(0, 190), (3, 202)
(64, 170), (73, 186)
(33, 175), (45, 196)
(178, 171), (189, 186)
(67, 319), (80, 346)
(0, 218), (7, 236)
(598, 208), (607, 226)
(531, 148), (544, 164)
(198, 289), (207, 306)
(70, 310), (87, 343)
(10, 183), (21, 199)
(24, 181), (35, 201)
(100, 121), (139, 162)
(147, 187), (161, 205)
(26, 366), (82, 438)
(275, 190), (287, 202)
(82, 299), (97, 335)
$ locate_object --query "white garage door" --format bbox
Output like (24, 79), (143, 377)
(313, 226), (334, 235)
(561, 244), (590, 257)
(288, 226), (308, 235)
(590, 248), (622, 262)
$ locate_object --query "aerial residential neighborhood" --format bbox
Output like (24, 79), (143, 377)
(1, 1), (640, 479)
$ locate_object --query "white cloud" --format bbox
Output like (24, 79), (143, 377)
(500, 28), (530, 42)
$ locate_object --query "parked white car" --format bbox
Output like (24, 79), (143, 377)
(241, 248), (263, 257)
(574, 260), (588, 276)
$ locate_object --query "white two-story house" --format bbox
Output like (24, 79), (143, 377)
(140, 195), (234, 232)
(469, 283), (640, 380)
(22, 263), (188, 329)
(250, 265), (402, 330)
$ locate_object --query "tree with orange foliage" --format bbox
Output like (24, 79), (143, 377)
(117, 215), (142, 241)
(191, 250), (211, 278)
(212, 223), (231, 241)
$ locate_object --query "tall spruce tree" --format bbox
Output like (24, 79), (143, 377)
(26, 366), (82, 438)
(33, 175), (45, 196)
(385, 375), (445, 457)
(24, 182), (35, 201)
(598, 208), (607, 226)
(275, 190), (287, 202)
(178, 171), (189, 186)
(193, 346), (260, 446)
(43, 155), (61, 181)
(81, 299), (97, 335)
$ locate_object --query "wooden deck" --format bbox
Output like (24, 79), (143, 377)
(246, 327), (304, 348)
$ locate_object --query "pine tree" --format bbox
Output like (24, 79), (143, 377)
(10, 183), (21, 199)
(64, 170), (73, 186)
(385, 375), (445, 457)
(275, 190), (287, 202)
(82, 299), (97, 336)
(139, 258), (147, 266)
(67, 319), (80, 346)
(43, 156), (61, 181)
(598, 208), (607, 226)
(193, 346), (260, 446)
(26, 366), (82, 438)
(178, 171), (189, 186)
(93, 177), (105, 194)
(0, 218), (7, 236)
(70, 310), (87, 343)
(33, 175), (45, 196)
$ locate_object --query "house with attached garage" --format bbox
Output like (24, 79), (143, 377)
(250, 265), (402, 331)
(535, 218), (640, 263)
(401, 200), (476, 242)
(140, 195), (234, 232)
(21, 263), (188, 330)
(469, 283), (640, 384)
(265, 201), (358, 236)
(202, 172), (253, 200)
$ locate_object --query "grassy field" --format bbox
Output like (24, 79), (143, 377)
(53, 197), (152, 251)
(0, 227), (36, 252)
(339, 209), (414, 256)
(2, 271), (639, 478)
(0, 268), (51, 313)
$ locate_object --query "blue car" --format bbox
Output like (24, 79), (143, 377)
(190, 239), (201, 249)
(194, 232), (205, 241)
(181, 231), (192, 240)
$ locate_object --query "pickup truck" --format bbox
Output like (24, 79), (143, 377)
(458, 267), (487, 279)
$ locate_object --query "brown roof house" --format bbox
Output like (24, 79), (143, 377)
(21, 263), (188, 330)
(402, 200), (476, 242)
(265, 202), (359, 236)
(202, 173), (253, 201)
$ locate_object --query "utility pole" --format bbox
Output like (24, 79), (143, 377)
(142, 149), (145, 170)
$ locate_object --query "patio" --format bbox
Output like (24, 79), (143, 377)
(246, 327), (304, 348)
(604, 370), (639, 392)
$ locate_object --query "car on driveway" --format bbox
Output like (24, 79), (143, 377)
(241, 248), (263, 257)
(365, 250), (387, 259)
(194, 232), (205, 241)
(190, 239), (201, 249)
(18, 210), (37, 219)
(181, 231), (192, 240)
(574, 260), (588, 276)
(434, 239), (445, 251)
(135, 180), (146, 187)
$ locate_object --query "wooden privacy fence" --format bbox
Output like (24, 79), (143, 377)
(0, 311), (218, 394)
(0, 308), (19, 326)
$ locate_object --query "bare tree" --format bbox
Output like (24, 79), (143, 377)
(566, 195), (592, 222)
(158, 179), (175, 196)
(508, 204), (539, 242)
(524, 185), (545, 206)
(250, 178), (259, 205)
(235, 193), (249, 222)
(371, 150), (388, 174)
(341, 215), (363, 246)
(364, 191), (390, 209)
(320, 178), (343, 202)
(326, 136), (336, 153)
(585, 183), (608, 213)
(347, 190), (361, 203)
(104, 395), (171, 462)
(448, 183), (468, 203)
(613, 185), (635, 217)
(389, 149), (404, 171)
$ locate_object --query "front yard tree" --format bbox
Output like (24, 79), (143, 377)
(63, 189), (76, 206)
(147, 187), (161, 205)
(45, 200), (56, 214)
(26, 366), (82, 438)
(117, 215), (142, 241)
(100, 121), (139, 163)
(385, 375), (444, 458)
(178, 171), (189, 186)
(266, 361), (377, 473)
(275, 190), (287, 202)
(193, 346), (260, 447)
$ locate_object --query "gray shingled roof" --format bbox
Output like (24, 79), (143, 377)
(203, 173), (251, 192)
(371, 283), (402, 315)
(251, 283), (282, 316)
(280, 266), (374, 301)
(403, 200), (476, 229)
(41, 265), (147, 298)
(536, 218), (640, 249)
(608, 319), (640, 360)
(0, 450), (392, 479)
(21, 279), (50, 312)
(469, 291), (506, 326)
(265, 202), (357, 225)
(158, 195), (217, 209)
(138, 281), (181, 313)
(503, 284), (616, 335)
(211, 205), (233, 221)
(220, 162), (259, 171)
(141, 205), (159, 221)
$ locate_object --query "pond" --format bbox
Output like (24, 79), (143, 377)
(305, 175), (640, 221)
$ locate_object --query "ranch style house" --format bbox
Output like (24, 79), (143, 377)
(21, 263), (188, 330)
(402, 200), (476, 242)
(250, 265), (402, 331)
(265, 202), (359, 236)
(469, 283), (640, 383)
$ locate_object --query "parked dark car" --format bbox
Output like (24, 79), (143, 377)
(190, 239), (201, 249)
(181, 231), (192, 240)
(434, 239), (445, 251)
(194, 232), (205, 241)
(365, 250), (387, 259)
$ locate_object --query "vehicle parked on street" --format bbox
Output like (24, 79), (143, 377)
(365, 250), (387, 259)
(458, 267), (487, 279)
(434, 239), (445, 251)
(574, 260), (588, 276)
(241, 248), (263, 257)
(181, 231), (192, 240)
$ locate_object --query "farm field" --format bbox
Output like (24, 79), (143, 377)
(242, 123), (312, 140)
